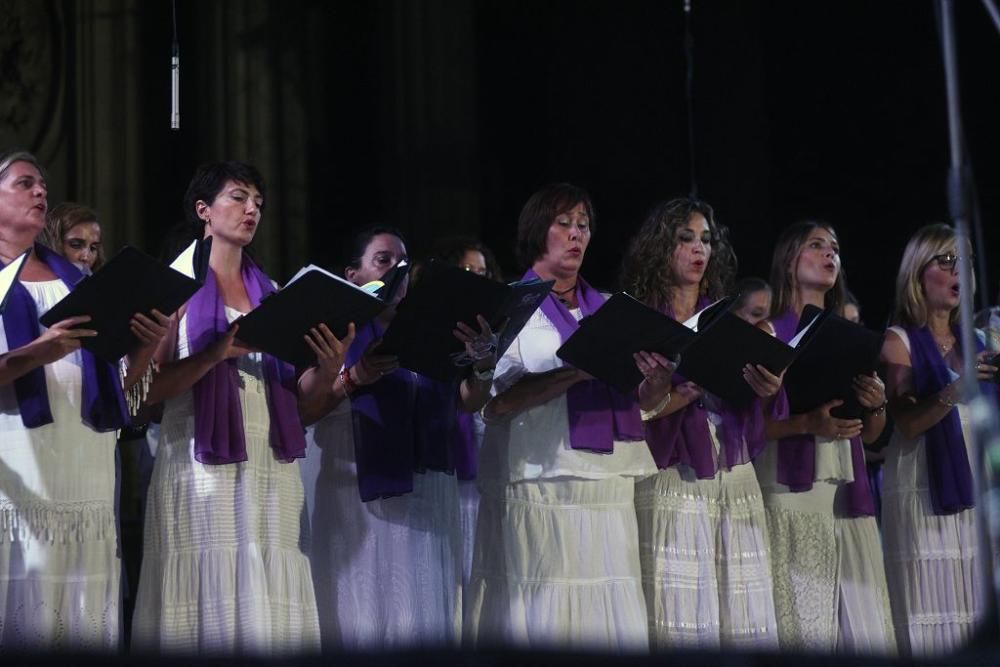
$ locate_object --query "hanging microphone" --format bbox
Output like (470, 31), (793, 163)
(170, 40), (180, 130)
(170, 0), (180, 130)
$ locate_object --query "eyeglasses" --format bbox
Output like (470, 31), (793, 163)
(927, 252), (973, 272)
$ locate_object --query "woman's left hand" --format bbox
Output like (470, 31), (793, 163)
(635, 351), (676, 393)
(743, 364), (783, 398)
(454, 314), (500, 370)
(130, 309), (172, 349)
(305, 322), (356, 383)
(853, 371), (886, 410)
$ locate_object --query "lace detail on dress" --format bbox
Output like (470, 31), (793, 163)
(0, 499), (116, 544)
(765, 505), (838, 652)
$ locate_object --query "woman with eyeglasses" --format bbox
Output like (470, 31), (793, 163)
(619, 199), (782, 650)
(879, 224), (996, 656)
(756, 221), (895, 654)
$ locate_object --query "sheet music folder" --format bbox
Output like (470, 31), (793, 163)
(557, 293), (817, 405)
(379, 264), (554, 382)
(0, 249), (30, 315)
(39, 239), (211, 363)
(784, 305), (885, 419)
(234, 265), (389, 369)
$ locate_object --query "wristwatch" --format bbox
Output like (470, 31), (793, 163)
(473, 366), (495, 382)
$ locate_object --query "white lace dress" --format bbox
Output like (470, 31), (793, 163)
(880, 327), (984, 656)
(635, 400), (778, 650)
(755, 434), (896, 654)
(301, 392), (463, 650)
(132, 307), (320, 655)
(0, 280), (119, 650)
(464, 307), (657, 652)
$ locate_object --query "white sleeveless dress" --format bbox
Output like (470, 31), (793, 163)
(0, 280), (119, 650)
(132, 307), (320, 655)
(880, 326), (984, 656)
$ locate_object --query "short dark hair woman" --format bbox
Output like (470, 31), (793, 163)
(464, 184), (673, 650)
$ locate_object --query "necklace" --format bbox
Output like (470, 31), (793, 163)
(934, 335), (955, 355)
(553, 283), (577, 306)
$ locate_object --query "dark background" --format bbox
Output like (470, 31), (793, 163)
(67, 1), (1000, 327)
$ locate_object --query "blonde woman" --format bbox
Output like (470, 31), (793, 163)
(44, 202), (105, 272)
(880, 224), (996, 656)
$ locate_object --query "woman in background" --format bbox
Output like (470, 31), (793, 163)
(880, 224), (996, 656)
(732, 276), (772, 326)
(43, 202), (105, 273)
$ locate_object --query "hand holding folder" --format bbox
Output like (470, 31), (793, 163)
(378, 263), (553, 381)
(38, 239), (212, 363)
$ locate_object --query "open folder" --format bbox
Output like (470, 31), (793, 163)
(0, 249), (30, 315)
(378, 263), (554, 382)
(783, 304), (885, 419)
(557, 293), (821, 405)
(39, 239), (212, 363)
(234, 264), (393, 369)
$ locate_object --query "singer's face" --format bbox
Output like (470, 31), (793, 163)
(921, 246), (962, 312)
(537, 201), (591, 279)
(794, 228), (840, 291)
(733, 288), (771, 326)
(346, 233), (409, 303)
(670, 213), (712, 287)
(62, 221), (102, 270)
(0, 161), (48, 237)
(198, 180), (263, 247)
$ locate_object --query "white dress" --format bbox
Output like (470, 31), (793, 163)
(755, 433), (896, 654)
(301, 386), (463, 650)
(881, 327), (984, 656)
(0, 280), (119, 650)
(132, 307), (320, 655)
(635, 398), (778, 650)
(464, 306), (657, 651)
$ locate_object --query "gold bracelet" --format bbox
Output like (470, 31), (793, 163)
(937, 389), (958, 408)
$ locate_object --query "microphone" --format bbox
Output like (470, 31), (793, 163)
(170, 40), (180, 130)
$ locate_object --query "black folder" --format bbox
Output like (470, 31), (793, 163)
(0, 249), (30, 315)
(783, 305), (885, 419)
(39, 239), (211, 363)
(556, 293), (815, 406)
(234, 264), (389, 369)
(378, 264), (554, 381)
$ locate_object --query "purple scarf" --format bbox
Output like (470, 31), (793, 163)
(2, 244), (128, 432)
(453, 411), (477, 481)
(644, 296), (774, 477)
(525, 269), (644, 452)
(186, 255), (305, 464)
(771, 310), (875, 517)
(347, 320), (457, 501)
(906, 325), (994, 514)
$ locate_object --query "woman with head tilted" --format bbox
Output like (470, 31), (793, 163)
(619, 198), (781, 650)
(132, 161), (345, 654)
(0, 150), (166, 648)
(303, 226), (498, 650)
(757, 221), (895, 653)
(880, 224), (996, 656)
(43, 202), (105, 273)
(464, 184), (672, 651)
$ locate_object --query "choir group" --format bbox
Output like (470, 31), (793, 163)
(0, 150), (995, 657)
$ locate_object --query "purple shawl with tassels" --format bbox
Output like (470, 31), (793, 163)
(524, 269), (644, 452)
(186, 255), (305, 464)
(906, 325), (995, 515)
(2, 244), (128, 432)
(644, 296), (775, 477)
(347, 320), (458, 501)
(771, 309), (874, 517)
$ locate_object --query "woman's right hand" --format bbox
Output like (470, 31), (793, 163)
(209, 324), (258, 362)
(804, 399), (863, 440)
(32, 315), (97, 365)
(350, 339), (399, 386)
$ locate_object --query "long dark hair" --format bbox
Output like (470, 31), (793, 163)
(768, 220), (848, 317)
(619, 198), (736, 312)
